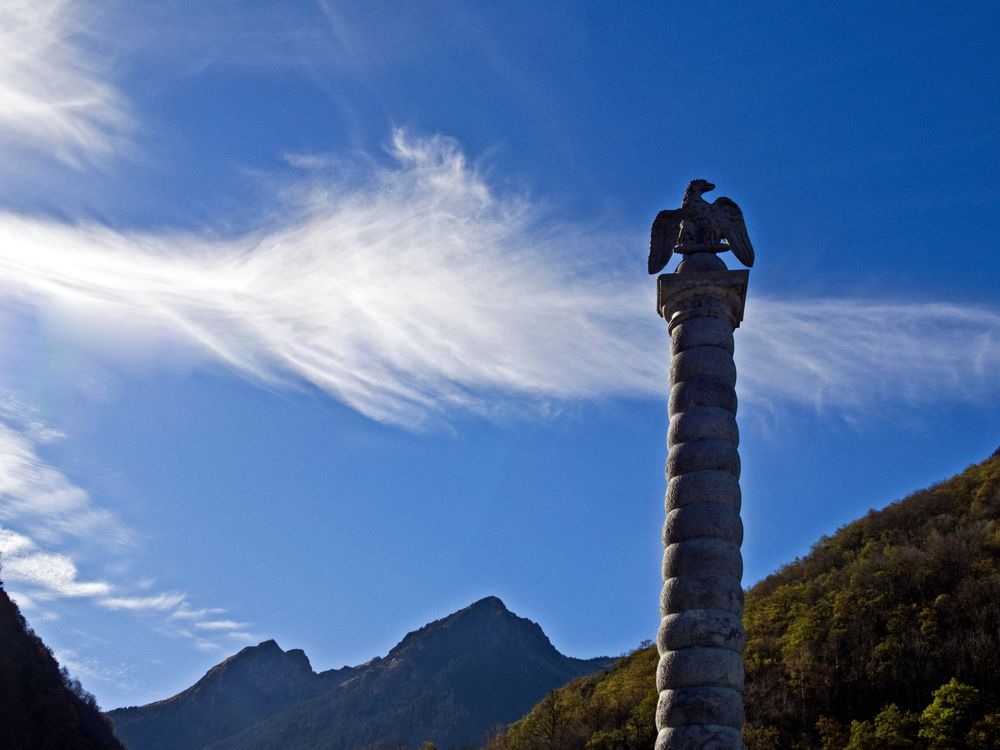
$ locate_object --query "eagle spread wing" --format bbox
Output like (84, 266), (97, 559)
(649, 208), (683, 274)
(712, 197), (754, 267)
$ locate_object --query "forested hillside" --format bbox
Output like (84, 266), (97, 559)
(0, 577), (124, 750)
(487, 451), (1000, 750)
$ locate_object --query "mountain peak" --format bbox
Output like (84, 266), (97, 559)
(385, 596), (557, 665)
(468, 595), (509, 612)
(111, 597), (613, 750)
(109, 639), (321, 750)
(215, 639), (311, 672)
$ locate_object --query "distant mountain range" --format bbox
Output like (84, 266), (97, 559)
(0, 581), (123, 749)
(108, 596), (613, 750)
(9, 449), (1000, 750)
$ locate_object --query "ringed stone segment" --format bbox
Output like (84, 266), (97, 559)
(663, 539), (743, 579)
(658, 611), (745, 652)
(657, 686), (745, 728)
(670, 347), (737, 386)
(666, 472), (741, 511)
(664, 505), (744, 545)
(671, 318), (735, 355)
(669, 380), (738, 415)
(668, 407), (739, 446)
(656, 266), (748, 750)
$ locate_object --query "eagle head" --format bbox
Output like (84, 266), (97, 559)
(685, 179), (716, 198)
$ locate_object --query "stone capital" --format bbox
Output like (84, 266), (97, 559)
(657, 271), (749, 331)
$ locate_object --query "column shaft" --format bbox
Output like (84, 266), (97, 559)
(655, 267), (748, 750)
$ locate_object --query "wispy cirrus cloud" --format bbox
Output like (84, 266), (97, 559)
(99, 593), (187, 612)
(2, 520), (254, 649)
(195, 619), (250, 631)
(0, 130), (659, 427)
(169, 605), (228, 621)
(0, 416), (131, 548)
(738, 299), (1000, 416)
(0, 0), (130, 166)
(0, 406), (251, 652)
(0, 527), (109, 598)
(0, 131), (997, 429)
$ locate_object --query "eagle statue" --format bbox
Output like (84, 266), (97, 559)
(648, 179), (754, 274)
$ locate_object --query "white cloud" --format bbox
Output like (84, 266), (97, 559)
(99, 593), (186, 612)
(0, 412), (247, 654)
(0, 527), (34, 555)
(0, 0), (130, 165)
(169, 605), (228, 621)
(195, 619), (250, 631)
(738, 299), (1000, 415)
(1, 522), (252, 654)
(0, 419), (131, 547)
(0, 131), (658, 427)
(0, 530), (111, 598)
(0, 131), (997, 428)
(7, 590), (36, 610)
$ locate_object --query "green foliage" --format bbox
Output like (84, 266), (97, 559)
(844, 719), (877, 750)
(742, 723), (781, 750)
(816, 716), (849, 750)
(965, 712), (1000, 749)
(491, 647), (657, 750)
(873, 703), (919, 749)
(918, 679), (980, 749)
(744, 454), (1000, 746)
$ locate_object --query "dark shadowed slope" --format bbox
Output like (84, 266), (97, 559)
(206, 596), (612, 750)
(488, 450), (1000, 750)
(108, 639), (356, 750)
(0, 580), (124, 750)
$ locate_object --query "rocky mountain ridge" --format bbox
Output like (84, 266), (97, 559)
(109, 595), (613, 750)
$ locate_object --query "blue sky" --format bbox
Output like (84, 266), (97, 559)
(0, 0), (998, 709)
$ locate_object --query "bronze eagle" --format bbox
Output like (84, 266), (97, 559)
(648, 179), (754, 273)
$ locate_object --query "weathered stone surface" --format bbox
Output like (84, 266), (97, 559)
(663, 539), (742, 579)
(675, 252), (728, 274)
(655, 724), (744, 750)
(661, 281), (747, 331)
(671, 318), (734, 355)
(657, 687), (745, 728)
(666, 472), (741, 511)
(664, 505), (743, 545)
(655, 202), (750, 748)
(656, 647), (744, 691)
(668, 407), (739, 446)
(658, 611), (745, 652)
(669, 379), (737, 415)
(661, 573), (743, 615)
(670, 347), (737, 387)
(666, 439), (740, 477)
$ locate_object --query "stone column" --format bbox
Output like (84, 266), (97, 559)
(655, 251), (748, 750)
